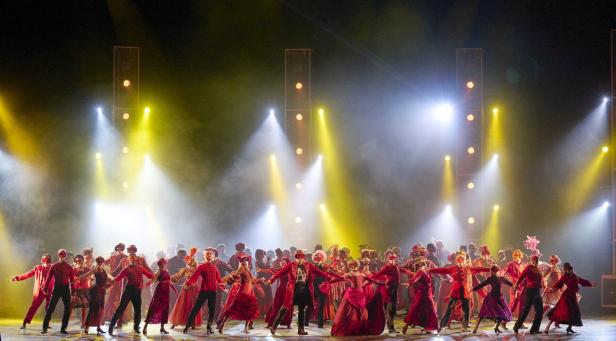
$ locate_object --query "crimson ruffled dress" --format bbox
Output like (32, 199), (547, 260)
(169, 267), (202, 327)
(145, 270), (172, 324)
(404, 270), (438, 331)
(547, 273), (593, 326)
(331, 272), (385, 336)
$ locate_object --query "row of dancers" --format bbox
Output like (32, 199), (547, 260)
(10, 238), (595, 336)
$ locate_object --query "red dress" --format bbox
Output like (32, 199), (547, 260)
(104, 252), (127, 321)
(169, 267), (202, 326)
(221, 271), (259, 321)
(265, 273), (293, 327)
(404, 271), (438, 331)
(331, 272), (385, 336)
(145, 270), (172, 324)
(547, 273), (593, 326)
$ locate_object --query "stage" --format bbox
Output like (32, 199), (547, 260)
(0, 316), (614, 340)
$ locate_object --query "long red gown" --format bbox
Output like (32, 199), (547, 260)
(104, 252), (127, 321)
(331, 272), (385, 336)
(264, 273), (293, 327)
(547, 272), (593, 326)
(145, 270), (172, 324)
(403, 270), (438, 331)
(169, 266), (202, 327)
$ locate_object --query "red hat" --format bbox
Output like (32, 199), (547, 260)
(294, 250), (306, 259)
(57, 249), (67, 257)
(387, 253), (398, 261)
(549, 254), (560, 264)
(239, 253), (250, 262)
(41, 254), (51, 263)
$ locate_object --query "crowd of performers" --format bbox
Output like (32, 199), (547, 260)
(10, 236), (595, 336)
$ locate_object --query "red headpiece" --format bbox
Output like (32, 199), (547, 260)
(387, 253), (398, 261)
(294, 250), (306, 259)
(57, 249), (67, 258)
(549, 254), (560, 264)
(157, 258), (167, 267)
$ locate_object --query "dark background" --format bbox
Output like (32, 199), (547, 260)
(0, 0), (615, 315)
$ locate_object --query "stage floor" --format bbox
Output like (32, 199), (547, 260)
(0, 317), (614, 340)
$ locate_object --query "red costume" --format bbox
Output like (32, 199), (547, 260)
(265, 271), (293, 328)
(403, 270), (438, 331)
(505, 258), (525, 314)
(104, 250), (127, 322)
(268, 261), (331, 310)
(12, 259), (54, 325)
(547, 272), (593, 326)
(145, 270), (173, 324)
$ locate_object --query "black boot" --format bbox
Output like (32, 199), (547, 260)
(269, 307), (288, 335)
(304, 308), (312, 327)
(108, 318), (117, 336)
(298, 325), (308, 335)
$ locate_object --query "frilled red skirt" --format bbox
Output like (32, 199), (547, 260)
(547, 292), (582, 326)
(404, 292), (438, 330)
(225, 292), (259, 321)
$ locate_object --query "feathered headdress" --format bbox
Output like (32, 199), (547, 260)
(184, 247), (198, 263)
(523, 235), (540, 252)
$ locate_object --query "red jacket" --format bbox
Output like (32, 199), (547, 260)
(269, 261), (331, 309)
(14, 264), (54, 298)
(429, 265), (490, 299)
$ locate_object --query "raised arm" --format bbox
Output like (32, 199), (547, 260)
(144, 270), (160, 287)
(577, 275), (595, 287)
(185, 266), (202, 287)
(268, 262), (292, 283)
(310, 263), (331, 279)
(471, 266), (491, 274)
(77, 267), (97, 281)
(472, 277), (491, 292)
(141, 265), (155, 279)
(428, 266), (452, 275)
(11, 267), (37, 281)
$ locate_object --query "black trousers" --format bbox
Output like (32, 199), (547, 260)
(42, 284), (71, 330)
(514, 287), (543, 333)
(384, 284), (398, 330)
(441, 296), (470, 327)
(188, 291), (216, 327)
(111, 285), (142, 329)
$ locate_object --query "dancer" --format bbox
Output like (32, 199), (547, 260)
(210, 247), (233, 322)
(542, 255), (563, 317)
(305, 250), (328, 328)
(331, 260), (385, 336)
(41, 249), (76, 335)
(107, 254), (154, 336)
(83, 248), (94, 268)
(103, 243), (127, 324)
(512, 255), (545, 334)
(503, 248), (525, 329)
(402, 261), (438, 335)
(143, 258), (176, 336)
(264, 257), (293, 329)
(79, 256), (113, 335)
(216, 253), (260, 334)
(265, 250), (333, 335)
(255, 249), (273, 318)
(71, 254), (90, 328)
(169, 247), (201, 329)
(430, 252), (490, 332)
(11, 254), (54, 329)
(471, 265), (513, 334)
(372, 253), (404, 334)
(184, 249), (224, 335)
(545, 262), (595, 334)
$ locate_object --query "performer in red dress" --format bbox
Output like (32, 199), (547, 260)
(545, 262), (595, 335)
(512, 255), (546, 335)
(106, 254), (154, 336)
(542, 255), (563, 318)
(210, 247), (233, 322)
(402, 261), (438, 334)
(471, 265), (513, 334)
(143, 258), (176, 336)
(372, 253), (404, 334)
(11, 254), (54, 329)
(331, 260), (385, 336)
(266, 250), (333, 335)
(104, 243), (127, 324)
(430, 252), (490, 332)
(503, 248), (525, 329)
(169, 247), (201, 329)
(184, 249), (224, 335)
(217, 253), (260, 334)
(265, 257), (293, 329)
(255, 249), (273, 318)
(79, 256), (114, 335)
(71, 254), (91, 328)
(41, 249), (76, 335)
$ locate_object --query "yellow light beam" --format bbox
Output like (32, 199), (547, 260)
(144, 206), (167, 252)
(566, 150), (608, 212)
(95, 157), (109, 198)
(0, 98), (42, 165)
(483, 206), (499, 249)
(442, 156), (454, 202)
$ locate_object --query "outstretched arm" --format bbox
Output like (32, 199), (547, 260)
(577, 276), (595, 287)
(11, 267), (36, 282)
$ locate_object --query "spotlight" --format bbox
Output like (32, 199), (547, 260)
(94, 201), (102, 211)
(295, 216), (302, 224)
(602, 201), (610, 208)
(96, 107), (102, 115)
(269, 109), (275, 115)
(270, 154), (276, 161)
(493, 153), (499, 159)
(144, 107), (151, 115)
(467, 146), (475, 154)
(445, 204), (452, 211)
(122, 181), (129, 189)
(466, 114), (475, 121)
(95, 152), (102, 160)
(467, 182), (475, 189)
(122, 146), (129, 154)
(493, 204), (500, 211)
(467, 217), (476, 224)
(123, 80), (131, 87)
(122, 112), (130, 120)
(602, 145), (609, 153)
(444, 155), (451, 161)
(317, 154), (323, 161)
(492, 107), (499, 115)
(296, 113), (303, 121)
(318, 108), (324, 116)
(319, 203), (326, 210)
(603, 96), (609, 103)
(466, 81), (475, 89)
(295, 82), (303, 90)
(296, 148), (304, 155)
(144, 154), (151, 161)
(269, 204), (276, 211)
(435, 103), (454, 121)
(296, 182), (303, 190)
